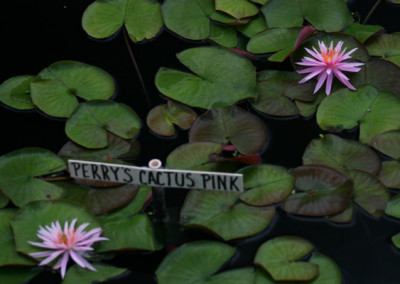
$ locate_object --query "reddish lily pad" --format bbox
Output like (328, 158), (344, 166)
(365, 32), (400, 67)
(254, 236), (318, 281)
(189, 106), (268, 155)
(215, 0), (258, 19)
(385, 194), (400, 219)
(181, 190), (275, 240)
(0, 75), (35, 110)
(379, 161), (400, 189)
(238, 164), (294, 206)
(392, 233), (400, 249)
(63, 264), (127, 284)
(146, 101), (197, 136)
(302, 134), (381, 176)
(371, 130), (400, 159)
(344, 22), (383, 43)
(282, 165), (353, 216)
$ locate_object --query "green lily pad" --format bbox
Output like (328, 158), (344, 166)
(181, 190), (275, 240)
(156, 241), (236, 284)
(238, 164), (294, 206)
(0, 191), (9, 209)
(379, 161), (400, 189)
(0, 209), (36, 266)
(63, 264), (127, 284)
(30, 61), (115, 118)
(252, 70), (316, 116)
(11, 200), (102, 256)
(254, 236), (318, 281)
(0, 148), (65, 207)
(365, 32), (400, 67)
(215, 0), (258, 19)
(303, 134), (381, 176)
(155, 46), (257, 109)
(55, 180), (139, 215)
(261, 0), (351, 32)
(210, 22), (238, 47)
(0, 266), (40, 284)
(189, 106), (268, 155)
(385, 194), (400, 219)
(348, 170), (390, 217)
(317, 85), (400, 145)
(237, 14), (268, 38)
(146, 101), (197, 136)
(328, 201), (354, 223)
(392, 233), (400, 249)
(196, 267), (254, 284)
(343, 22), (383, 43)
(0, 75), (35, 110)
(65, 100), (141, 149)
(295, 92), (325, 117)
(282, 165), (353, 216)
(82, 0), (162, 42)
(371, 130), (400, 159)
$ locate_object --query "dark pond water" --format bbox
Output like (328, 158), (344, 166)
(1, 0), (400, 283)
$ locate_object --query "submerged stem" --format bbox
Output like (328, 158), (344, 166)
(122, 26), (152, 109)
(362, 0), (383, 24)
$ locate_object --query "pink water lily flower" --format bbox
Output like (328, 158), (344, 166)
(28, 219), (108, 279)
(296, 40), (364, 95)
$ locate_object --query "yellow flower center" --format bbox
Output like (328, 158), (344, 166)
(322, 48), (339, 65)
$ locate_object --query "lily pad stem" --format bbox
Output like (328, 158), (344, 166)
(363, 0), (383, 24)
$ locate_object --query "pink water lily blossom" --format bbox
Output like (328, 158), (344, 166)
(28, 219), (108, 279)
(296, 40), (364, 95)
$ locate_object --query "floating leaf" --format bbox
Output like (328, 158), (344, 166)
(261, 0), (351, 32)
(303, 134), (381, 176)
(0, 75), (35, 110)
(82, 0), (163, 42)
(210, 22), (238, 47)
(155, 47), (257, 109)
(237, 14), (268, 38)
(0, 267), (40, 284)
(146, 101), (197, 136)
(365, 33), (400, 67)
(65, 100), (141, 149)
(64, 264), (127, 284)
(189, 106), (268, 154)
(0, 191), (8, 209)
(317, 85), (400, 145)
(379, 161), (400, 189)
(348, 170), (390, 217)
(282, 165), (353, 216)
(385, 194), (400, 219)
(254, 236), (318, 281)
(215, 0), (258, 19)
(371, 130), (400, 159)
(30, 61), (115, 118)
(239, 164), (294, 206)
(0, 148), (65, 207)
(156, 241), (236, 284)
(328, 201), (354, 223)
(392, 233), (400, 249)
(343, 22), (383, 43)
(181, 190), (275, 240)
(295, 92), (325, 117)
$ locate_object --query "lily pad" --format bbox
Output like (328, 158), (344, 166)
(0, 267), (40, 284)
(30, 61), (115, 118)
(82, 0), (163, 42)
(392, 233), (400, 249)
(295, 92), (325, 117)
(215, 0), (258, 19)
(348, 170), (390, 217)
(237, 14), (268, 38)
(238, 164), (294, 206)
(328, 201), (354, 223)
(379, 161), (400, 189)
(282, 165), (353, 216)
(156, 241), (236, 284)
(155, 47), (257, 109)
(0, 209), (36, 266)
(63, 264), (127, 284)
(0, 148), (65, 207)
(261, 0), (351, 32)
(0, 75), (35, 110)
(385, 194), (400, 219)
(11, 200), (101, 256)
(181, 190), (275, 240)
(254, 236), (318, 281)
(317, 85), (400, 145)
(65, 100), (141, 149)
(303, 134), (381, 176)
(189, 106), (268, 154)
(371, 130), (400, 159)
(365, 32), (400, 67)
(210, 22), (238, 47)
(343, 22), (383, 43)
(0, 192), (8, 209)
(146, 101), (197, 136)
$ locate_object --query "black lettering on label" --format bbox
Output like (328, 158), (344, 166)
(91, 164), (101, 180)
(165, 172), (174, 186)
(230, 176), (240, 191)
(82, 164), (89, 178)
(175, 173), (185, 187)
(186, 173), (195, 187)
(201, 174), (211, 188)
(110, 167), (120, 181)
(122, 168), (133, 182)
(101, 165), (110, 181)
(71, 162), (81, 177)
(157, 172), (165, 186)
(217, 175), (227, 190)
(139, 170), (147, 185)
(148, 171), (159, 185)
(211, 175), (215, 189)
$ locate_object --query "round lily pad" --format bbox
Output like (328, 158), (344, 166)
(302, 134), (381, 176)
(295, 92), (325, 118)
(0, 75), (35, 110)
(238, 164), (294, 206)
(82, 0), (163, 42)
(146, 101), (197, 136)
(365, 32), (400, 67)
(379, 161), (400, 189)
(0, 267), (41, 284)
(156, 241), (236, 284)
(344, 22), (383, 43)
(189, 106), (268, 155)
(316, 85), (400, 145)
(63, 264), (127, 284)
(348, 170), (390, 217)
(65, 100), (141, 149)
(210, 22), (238, 47)
(254, 236), (318, 281)
(181, 190), (275, 240)
(237, 14), (268, 38)
(392, 233), (400, 249)
(30, 61), (115, 118)
(215, 0), (258, 19)
(0, 191), (9, 209)
(385, 194), (400, 219)
(282, 165), (353, 216)
(0, 148), (66, 207)
(328, 201), (354, 223)
(371, 130), (400, 159)
(155, 47), (257, 109)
